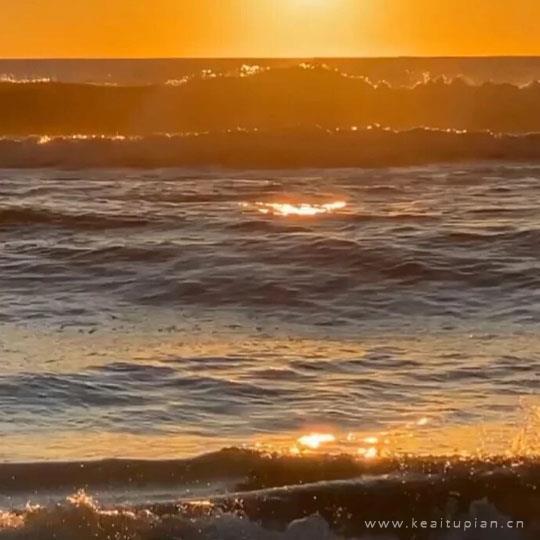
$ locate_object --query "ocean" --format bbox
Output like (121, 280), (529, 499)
(0, 58), (538, 539)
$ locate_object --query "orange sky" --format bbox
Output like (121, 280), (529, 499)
(2, 0), (540, 58)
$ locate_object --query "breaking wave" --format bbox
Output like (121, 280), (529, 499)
(2, 65), (540, 167)
(1, 65), (540, 137)
(0, 450), (538, 539)
(2, 128), (540, 168)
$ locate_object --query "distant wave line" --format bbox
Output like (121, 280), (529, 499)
(1, 127), (540, 168)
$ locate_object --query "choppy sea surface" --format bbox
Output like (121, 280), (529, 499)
(1, 164), (539, 538)
(0, 58), (539, 538)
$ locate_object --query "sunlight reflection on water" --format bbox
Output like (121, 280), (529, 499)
(241, 200), (347, 216)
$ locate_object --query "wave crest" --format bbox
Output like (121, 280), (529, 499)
(1, 448), (538, 540)
(1, 128), (540, 168)
(2, 66), (540, 136)
(1, 495), (529, 539)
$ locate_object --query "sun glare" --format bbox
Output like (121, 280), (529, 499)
(291, 0), (329, 8)
(297, 433), (336, 449)
(242, 201), (347, 217)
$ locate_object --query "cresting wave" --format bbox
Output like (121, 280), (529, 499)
(0, 450), (538, 539)
(2, 128), (540, 168)
(3, 65), (540, 167)
(2, 65), (540, 136)
(0, 497), (530, 540)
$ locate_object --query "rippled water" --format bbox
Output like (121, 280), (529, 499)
(1, 163), (538, 463)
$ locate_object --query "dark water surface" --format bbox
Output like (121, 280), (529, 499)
(1, 164), (538, 463)
(0, 164), (539, 538)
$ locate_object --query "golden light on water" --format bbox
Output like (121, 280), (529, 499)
(294, 432), (382, 459)
(268, 403), (540, 459)
(358, 446), (379, 460)
(297, 433), (336, 449)
(242, 201), (347, 217)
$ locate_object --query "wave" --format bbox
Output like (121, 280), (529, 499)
(1, 128), (540, 168)
(5, 57), (540, 86)
(0, 450), (538, 539)
(1, 65), (540, 136)
(1, 448), (537, 494)
(0, 494), (533, 540)
(0, 207), (151, 229)
(2, 210), (538, 298)
(1, 497), (531, 540)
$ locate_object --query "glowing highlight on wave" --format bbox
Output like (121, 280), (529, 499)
(243, 201), (347, 217)
(297, 433), (336, 449)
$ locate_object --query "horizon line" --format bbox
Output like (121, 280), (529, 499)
(3, 54), (540, 61)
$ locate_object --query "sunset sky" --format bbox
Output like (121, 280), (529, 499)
(2, 0), (540, 58)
